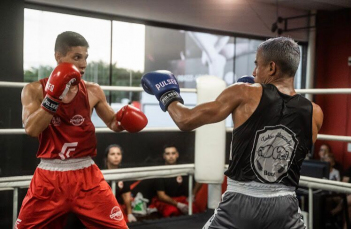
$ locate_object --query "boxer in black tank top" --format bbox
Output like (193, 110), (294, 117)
(225, 83), (313, 188)
(151, 37), (324, 229)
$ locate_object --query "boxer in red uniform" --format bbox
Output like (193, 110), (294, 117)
(17, 31), (147, 229)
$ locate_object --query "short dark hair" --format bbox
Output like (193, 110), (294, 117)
(54, 31), (89, 55)
(104, 144), (123, 158)
(258, 37), (300, 77)
(163, 144), (178, 153)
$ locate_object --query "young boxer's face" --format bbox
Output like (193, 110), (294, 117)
(55, 46), (88, 76)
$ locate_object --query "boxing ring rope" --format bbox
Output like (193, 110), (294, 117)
(1, 128), (351, 144)
(1, 165), (351, 229)
(0, 164), (195, 228)
(0, 81), (197, 93)
(3, 80), (351, 142)
(4, 80), (351, 94)
(2, 81), (351, 228)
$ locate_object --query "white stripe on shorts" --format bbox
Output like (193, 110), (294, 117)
(38, 156), (95, 171)
(226, 178), (296, 197)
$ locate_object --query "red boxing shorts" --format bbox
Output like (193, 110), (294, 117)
(15, 157), (128, 229)
(151, 196), (200, 217)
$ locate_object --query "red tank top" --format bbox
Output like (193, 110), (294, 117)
(37, 78), (97, 159)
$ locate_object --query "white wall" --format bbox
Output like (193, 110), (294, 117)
(26, 0), (309, 41)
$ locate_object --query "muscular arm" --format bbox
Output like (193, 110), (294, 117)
(157, 191), (178, 206)
(121, 192), (133, 214)
(87, 82), (123, 132)
(167, 84), (247, 131)
(312, 102), (324, 143)
(21, 82), (53, 137)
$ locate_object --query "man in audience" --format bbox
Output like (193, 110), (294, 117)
(151, 144), (202, 217)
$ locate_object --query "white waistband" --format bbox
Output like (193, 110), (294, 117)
(38, 156), (95, 171)
(227, 178), (296, 198)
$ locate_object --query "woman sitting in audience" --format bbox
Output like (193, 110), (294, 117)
(323, 152), (341, 181)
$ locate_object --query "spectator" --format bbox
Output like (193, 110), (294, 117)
(104, 144), (137, 223)
(318, 143), (343, 174)
(151, 144), (203, 217)
(319, 143), (331, 160)
(322, 153), (347, 228)
(323, 152), (341, 181)
(341, 167), (351, 227)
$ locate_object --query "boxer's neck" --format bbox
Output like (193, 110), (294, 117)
(271, 77), (296, 96)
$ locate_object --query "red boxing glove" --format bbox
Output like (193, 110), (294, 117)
(116, 105), (148, 133)
(41, 62), (81, 114)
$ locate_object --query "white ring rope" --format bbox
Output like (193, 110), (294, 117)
(317, 134), (351, 142)
(3, 81), (351, 94)
(1, 165), (351, 194)
(0, 81), (27, 88)
(1, 128), (350, 143)
(0, 81), (196, 93)
(0, 127), (183, 135)
(0, 164), (195, 189)
(295, 88), (351, 94)
(1, 81), (350, 139)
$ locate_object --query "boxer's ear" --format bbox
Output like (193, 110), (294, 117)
(269, 61), (276, 76)
(55, 51), (62, 63)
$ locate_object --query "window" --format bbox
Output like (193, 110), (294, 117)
(108, 21), (145, 109)
(24, 9), (111, 84)
(24, 9), (306, 128)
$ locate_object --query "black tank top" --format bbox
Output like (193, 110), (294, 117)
(224, 84), (313, 188)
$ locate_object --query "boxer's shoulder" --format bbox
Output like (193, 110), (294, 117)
(84, 81), (103, 95)
(312, 102), (323, 125)
(84, 80), (99, 89)
(84, 80), (106, 104)
(22, 81), (43, 101)
(226, 82), (262, 100)
(312, 101), (322, 111)
(24, 80), (42, 91)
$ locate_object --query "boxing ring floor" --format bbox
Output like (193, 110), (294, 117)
(63, 209), (214, 229)
(128, 209), (214, 229)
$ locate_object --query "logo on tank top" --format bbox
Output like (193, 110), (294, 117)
(110, 206), (124, 221)
(250, 125), (298, 183)
(118, 181), (124, 189)
(51, 116), (61, 126)
(176, 176), (183, 184)
(70, 114), (85, 126)
(15, 219), (21, 229)
(59, 142), (78, 160)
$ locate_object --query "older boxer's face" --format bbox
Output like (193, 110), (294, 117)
(55, 46), (88, 76)
(163, 147), (179, 165)
(107, 147), (122, 167)
(252, 50), (270, 83)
